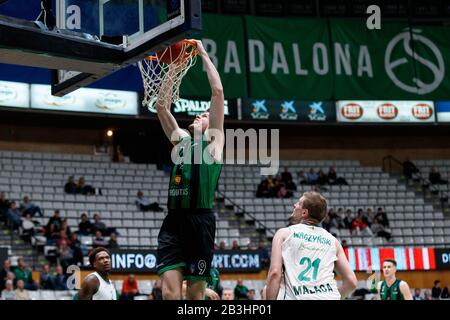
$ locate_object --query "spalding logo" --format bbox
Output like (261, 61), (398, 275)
(412, 103), (433, 120)
(377, 103), (398, 120)
(341, 103), (363, 120)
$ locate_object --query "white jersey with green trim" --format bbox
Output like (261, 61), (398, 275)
(278, 223), (340, 300)
(91, 272), (117, 300)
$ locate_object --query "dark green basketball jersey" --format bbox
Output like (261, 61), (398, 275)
(168, 135), (223, 210)
(380, 279), (404, 300)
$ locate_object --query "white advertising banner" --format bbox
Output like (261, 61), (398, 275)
(0, 81), (30, 108)
(31, 84), (138, 115)
(336, 100), (435, 123)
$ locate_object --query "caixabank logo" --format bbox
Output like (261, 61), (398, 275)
(250, 100), (270, 120)
(308, 102), (327, 121)
(279, 101), (298, 120)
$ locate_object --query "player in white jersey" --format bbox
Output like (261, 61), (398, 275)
(266, 191), (357, 300)
(78, 247), (117, 300)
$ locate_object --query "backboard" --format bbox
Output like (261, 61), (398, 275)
(0, 0), (201, 96)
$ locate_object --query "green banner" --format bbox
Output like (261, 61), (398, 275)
(246, 16), (333, 100)
(180, 14), (248, 98)
(329, 20), (450, 100)
(181, 15), (450, 100)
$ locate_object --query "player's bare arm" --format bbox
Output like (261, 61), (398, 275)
(156, 63), (190, 145)
(77, 274), (100, 300)
(334, 240), (358, 298)
(195, 40), (225, 161)
(266, 228), (289, 300)
(400, 281), (413, 300)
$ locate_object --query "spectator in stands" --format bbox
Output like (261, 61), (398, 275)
(321, 214), (331, 232)
(317, 170), (328, 186)
(256, 179), (271, 198)
(52, 265), (68, 291)
(375, 207), (389, 227)
(327, 209), (340, 236)
(76, 177), (96, 195)
(56, 230), (71, 248)
(0, 259), (12, 291)
(403, 158), (421, 181)
(274, 176), (292, 199)
(327, 166), (349, 185)
(135, 191), (163, 212)
(306, 168), (318, 185)
(234, 280), (249, 300)
(258, 240), (270, 268)
(92, 230), (108, 248)
(0, 192), (11, 223)
(424, 290), (432, 300)
(432, 280), (442, 299)
(14, 258), (37, 290)
(297, 170), (308, 185)
(281, 167), (293, 185)
(231, 240), (240, 250)
(92, 214), (107, 235)
(218, 240), (227, 250)
(64, 176), (77, 194)
(1, 280), (16, 300)
(15, 280), (31, 300)
(69, 232), (84, 266)
(343, 209), (353, 229)
(222, 287), (234, 300)
(58, 241), (74, 271)
(6, 201), (22, 230)
(121, 274), (140, 300)
(60, 219), (72, 238)
(285, 178), (297, 193)
(364, 208), (374, 227)
(151, 280), (162, 300)
(40, 264), (54, 290)
(77, 213), (94, 235)
(441, 284), (449, 299)
(19, 196), (43, 218)
(351, 211), (373, 236)
(107, 232), (119, 249)
(248, 289), (256, 300)
(429, 167), (448, 185)
(371, 215), (392, 242)
(412, 288), (423, 300)
(336, 208), (346, 229)
(46, 210), (62, 241)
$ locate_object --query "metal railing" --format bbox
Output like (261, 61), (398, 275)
(216, 190), (275, 237)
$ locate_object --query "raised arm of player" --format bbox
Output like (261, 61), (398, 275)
(334, 240), (358, 299)
(195, 40), (224, 133)
(156, 62), (190, 145)
(400, 281), (413, 300)
(77, 274), (99, 300)
(266, 228), (289, 300)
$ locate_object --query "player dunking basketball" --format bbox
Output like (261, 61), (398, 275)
(77, 247), (117, 300)
(266, 192), (357, 300)
(155, 40), (224, 300)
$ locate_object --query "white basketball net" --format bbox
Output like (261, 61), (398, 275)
(138, 40), (198, 107)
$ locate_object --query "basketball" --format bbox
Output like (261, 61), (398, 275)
(157, 42), (184, 64)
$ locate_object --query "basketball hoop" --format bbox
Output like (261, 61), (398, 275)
(138, 39), (198, 107)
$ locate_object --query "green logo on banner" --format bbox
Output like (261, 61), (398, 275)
(385, 29), (445, 95)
